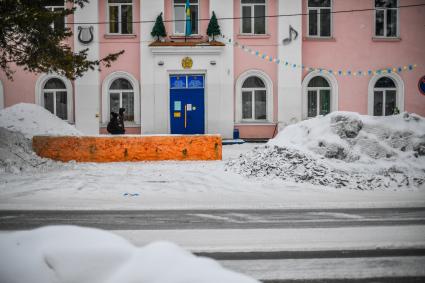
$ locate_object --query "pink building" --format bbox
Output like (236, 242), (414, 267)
(1, 0), (424, 139)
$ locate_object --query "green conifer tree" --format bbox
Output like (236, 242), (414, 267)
(151, 13), (167, 41)
(207, 11), (221, 41)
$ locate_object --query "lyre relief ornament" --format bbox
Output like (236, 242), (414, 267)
(78, 26), (94, 45)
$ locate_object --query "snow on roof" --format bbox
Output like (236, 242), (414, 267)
(0, 103), (81, 139)
(0, 226), (259, 283)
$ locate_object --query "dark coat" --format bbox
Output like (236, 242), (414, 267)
(107, 112), (124, 135)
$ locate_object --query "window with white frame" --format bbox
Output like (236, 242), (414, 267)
(241, 76), (267, 121)
(241, 0), (266, 35)
(108, 0), (133, 34)
(43, 78), (68, 120)
(109, 78), (134, 121)
(375, 0), (398, 37)
(373, 77), (397, 116)
(174, 0), (199, 35)
(308, 0), (331, 37)
(45, 0), (65, 31)
(307, 76), (331, 117)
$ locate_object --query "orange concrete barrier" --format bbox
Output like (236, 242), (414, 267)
(32, 135), (222, 162)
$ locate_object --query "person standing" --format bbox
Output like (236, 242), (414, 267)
(118, 108), (126, 134)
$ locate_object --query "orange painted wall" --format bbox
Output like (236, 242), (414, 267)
(33, 135), (222, 162)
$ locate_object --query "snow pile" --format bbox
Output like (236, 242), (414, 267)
(0, 103), (81, 173)
(227, 112), (425, 190)
(0, 103), (81, 138)
(0, 226), (259, 283)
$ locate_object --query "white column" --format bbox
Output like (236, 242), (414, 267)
(73, 0), (100, 134)
(277, 0), (303, 127)
(209, 0), (234, 139)
(140, 0), (165, 134)
(0, 80), (4, 109)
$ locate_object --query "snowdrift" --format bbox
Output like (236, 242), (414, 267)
(0, 226), (258, 283)
(0, 103), (81, 173)
(227, 112), (425, 190)
(0, 103), (81, 138)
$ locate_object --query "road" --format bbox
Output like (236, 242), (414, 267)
(1, 208), (425, 282)
(1, 207), (425, 230)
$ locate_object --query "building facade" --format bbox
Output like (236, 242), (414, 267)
(1, 0), (424, 139)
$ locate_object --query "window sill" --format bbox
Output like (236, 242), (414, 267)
(235, 122), (276, 126)
(372, 37), (401, 42)
(237, 34), (271, 39)
(303, 36), (335, 42)
(100, 123), (141, 128)
(104, 34), (137, 39)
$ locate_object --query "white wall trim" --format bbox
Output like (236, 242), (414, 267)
(235, 69), (274, 123)
(34, 73), (74, 123)
(302, 70), (339, 119)
(367, 72), (404, 115)
(101, 71), (141, 124)
(0, 80), (4, 109)
(150, 46), (223, 55)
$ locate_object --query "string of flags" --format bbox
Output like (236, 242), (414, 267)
(219, 34), (418, 77)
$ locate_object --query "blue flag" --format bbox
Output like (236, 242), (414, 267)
(185, 0), (192, 36)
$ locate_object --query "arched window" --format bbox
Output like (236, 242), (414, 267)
(241, 76), (267, 121)
(373, 76), (397, 116)
(109, 78), (134, 121)
(43, 78), (68, 120)
(307, 76), (331, 117)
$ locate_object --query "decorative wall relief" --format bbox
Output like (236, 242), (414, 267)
(78, 26), (94, 45)
(283, 25), (299, 46)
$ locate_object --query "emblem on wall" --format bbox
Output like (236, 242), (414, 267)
(182, 57), (193, 69)
(419, 76), (425, 96)
(77, 26), (94, 45)
(282, 25), (299, 46)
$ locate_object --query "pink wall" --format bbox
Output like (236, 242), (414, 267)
(0, 9), (75, 110)
(164, 0), (210, 39)
(302, 0), (425, 116)
(233, 0), (279, 139)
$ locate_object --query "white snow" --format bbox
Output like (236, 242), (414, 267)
(0, 103), (81, 173)
(227, 112), (425, 190)
(1, 107), (425, 210)
(0, 226), (259, 283)
(0, 103), (81, 138)
(113, 226), (425, 252)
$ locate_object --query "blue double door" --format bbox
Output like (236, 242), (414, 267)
(170, 75), (205, 135)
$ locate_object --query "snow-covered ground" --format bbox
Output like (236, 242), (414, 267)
(0, 104), (425, 210)
(228, 112), (425, 190)
(0, 226), (258, 283)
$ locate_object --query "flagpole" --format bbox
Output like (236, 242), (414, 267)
(185, 0), (191, 43)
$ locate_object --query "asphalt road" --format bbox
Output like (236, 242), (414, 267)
(1, 208), (425, 282)
(0, 207), (425, 230)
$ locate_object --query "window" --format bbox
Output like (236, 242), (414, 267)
(308, 0), (331, 37)
(241, 0), (266, 35)
(373, 77), (397, 116)
(109, 78), (134, 121)
(174, 0), (199, 35)
(375, 0), (398, 37)
(45, 0), (65, 31)
(241, 76), (267, 121)
(108, 0), (133, 34)
(43, 78), (68, 120)
(307, 76), (331, 117)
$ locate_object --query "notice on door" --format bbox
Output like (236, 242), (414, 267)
(174, 101), (182, 111)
